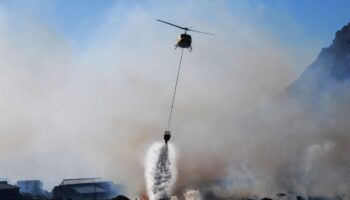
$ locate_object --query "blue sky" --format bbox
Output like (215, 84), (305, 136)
(252, 0), (350, 40)
(0, 0), (349, 49)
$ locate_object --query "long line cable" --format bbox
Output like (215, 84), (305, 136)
(166, 48), (184, 132)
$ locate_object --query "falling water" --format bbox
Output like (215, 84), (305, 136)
(145, 142), (177, 200)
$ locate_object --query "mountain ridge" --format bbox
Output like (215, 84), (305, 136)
(287, 22), (350, 101)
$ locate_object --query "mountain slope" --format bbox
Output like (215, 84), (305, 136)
(287, 22), (350, 101)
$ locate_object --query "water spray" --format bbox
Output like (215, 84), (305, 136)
(145, 142), (177, 200)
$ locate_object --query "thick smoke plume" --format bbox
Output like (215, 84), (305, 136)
(0, 1), (349, 198)
(145, 142), (177, 200)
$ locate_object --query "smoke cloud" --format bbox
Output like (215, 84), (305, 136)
(0, 0), (348, 198)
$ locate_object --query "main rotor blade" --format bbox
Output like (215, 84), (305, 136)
(188, 29), (215, 36)
(157, 19), (187, 30)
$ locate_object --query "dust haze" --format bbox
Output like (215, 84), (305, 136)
(0, 1), (347, 197)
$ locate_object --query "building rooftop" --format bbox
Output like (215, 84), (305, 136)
(17, 180), (42, 183)
(61, 178), (103, 185)
(72, 186), (108, 194)
(0, 181), (19, 190)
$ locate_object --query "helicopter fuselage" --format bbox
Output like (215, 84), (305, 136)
(176, 33), (192, 50)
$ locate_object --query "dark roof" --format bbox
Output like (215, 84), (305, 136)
(17, 180), (42, 183)
(62, 178), (102, 185)
(73, 186), (107, 194)
(0, 183), (19, 190)
(113, 195), (130, 200)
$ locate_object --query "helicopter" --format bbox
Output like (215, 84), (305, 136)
(157, 19), (214, 52)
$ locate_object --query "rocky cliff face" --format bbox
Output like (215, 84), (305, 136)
(288, 23), (350, 102)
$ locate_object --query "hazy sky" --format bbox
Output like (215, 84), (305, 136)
(0, 0), (349, 194)
(0, 0), (349, 50)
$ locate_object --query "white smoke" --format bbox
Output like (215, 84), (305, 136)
(184, 190), (202, 200)
(1, 1), (348, 196)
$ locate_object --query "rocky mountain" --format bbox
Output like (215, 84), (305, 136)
(288, 22), (350, 102)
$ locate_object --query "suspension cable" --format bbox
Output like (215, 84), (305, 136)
(166, 48), (185, 132)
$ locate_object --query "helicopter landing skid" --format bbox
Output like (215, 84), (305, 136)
(174, 45), (192, 52)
